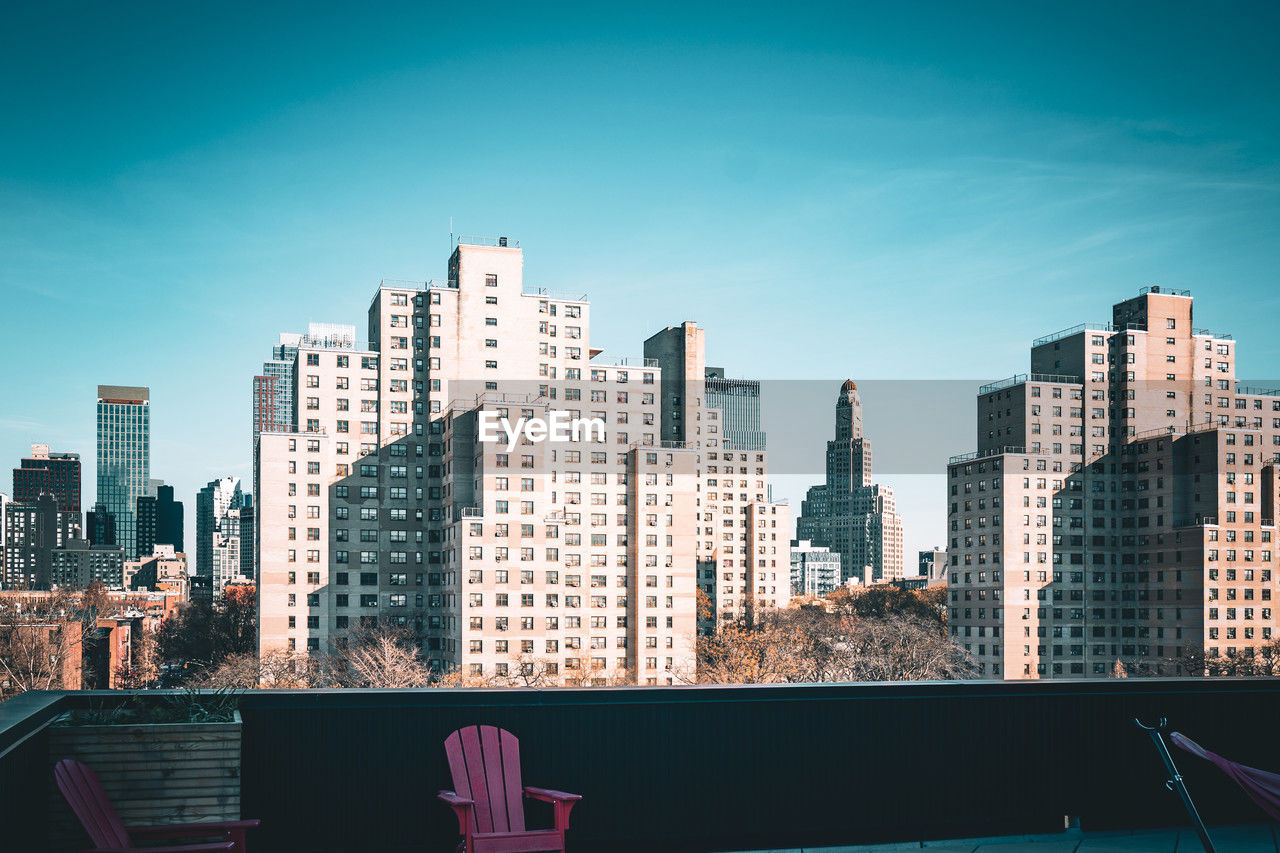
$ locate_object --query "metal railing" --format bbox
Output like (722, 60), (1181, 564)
(1235, 385), (1280, 397)
(979, 373), (1083, 395)
(588, 356), (660, 368)
(524, 286), (589, 302)
(949, 446), (1027, 464)
(455, 235), (519, 248)
(379, 277), (459, 291)
(1031, 322), (1113, 348)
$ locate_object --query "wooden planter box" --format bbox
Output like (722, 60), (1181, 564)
(47, 711), (242, 851)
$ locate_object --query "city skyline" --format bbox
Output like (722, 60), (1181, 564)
(3, 3), (1279, 570)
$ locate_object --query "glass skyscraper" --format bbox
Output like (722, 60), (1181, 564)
(705, 366), (766, 451)
(252, 333), (300, 450)
(96, 385), (150, 560)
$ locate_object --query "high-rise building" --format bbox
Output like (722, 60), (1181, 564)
(3, 493), (81, 589)
(253, 333), (302, 450)
(705, 368), (766, 451)
(947, 286), (1280, 680)
(236, 499), (254, 582)
(0, 494), (8, 574)
(96, 385), (150, 559)
(645, 324), (791, 629)
(790, 539), (843, 597)
(13, 444), (81, 514)
(86, 503), (114, 547)
(256, 238), (784, 683)
(796, 381), (905, 584)
(196, 477), (251, 597)
(136, 484), (184, 557)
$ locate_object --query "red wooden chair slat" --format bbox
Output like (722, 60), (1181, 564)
(479, 725), (513, 833)
(499, 728), (525, 835)
(53, 759), (258, 853)
(55, 759), (132, 849)
(437, 726), (581, 853)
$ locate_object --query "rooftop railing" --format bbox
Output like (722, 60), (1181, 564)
(8, 680), (1280, 853)
(1140, 285), (1192, 297)
(524, 286), (589, 302)
(1032, 322), (1114, 348)
(948, 445), (1027, 464)
(1235, 385), (1280, 397)
(979, 373), (1083, 395)
(379, 277), (459, 291)
(455, 235), (519, 248)
(589, 356), (660, 367)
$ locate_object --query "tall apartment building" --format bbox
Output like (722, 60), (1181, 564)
(136, 484), (184, 557)
(796, 381), (905, 584)
(13, 444), (81, 514)
(96, 385), (150, 559)
(947, 286), (1280, 679)
(256, 238), (784, 683)
(644, 325), (791, 629)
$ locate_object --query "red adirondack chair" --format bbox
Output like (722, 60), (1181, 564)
(53, 759), (260, 853)
(438, 725), (582, 853)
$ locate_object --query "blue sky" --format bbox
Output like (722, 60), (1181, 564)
(2, 1), (1278, 559)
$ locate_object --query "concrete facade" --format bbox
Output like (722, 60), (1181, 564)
(645, 323), (791, 629)
(948, 286), (1280, 678)
(256, 238), (788, 682)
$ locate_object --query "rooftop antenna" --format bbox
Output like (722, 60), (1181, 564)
(449, 216), (453, 252)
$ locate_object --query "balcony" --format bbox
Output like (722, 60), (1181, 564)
(6, 679), (1280, 853)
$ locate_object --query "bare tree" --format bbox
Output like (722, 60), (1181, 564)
(0, 592), (86, 697)
(332, 623), (432, 688)
(192, 649), (328, 689)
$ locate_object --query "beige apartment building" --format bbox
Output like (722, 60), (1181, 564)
(948, 286), (1280, 679)
(257, 238), (784, 683)
(643, 323), (791, 629)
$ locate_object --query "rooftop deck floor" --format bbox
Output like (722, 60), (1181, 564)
(736, 824), (1277, 853)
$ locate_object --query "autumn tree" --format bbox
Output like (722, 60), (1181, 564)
(692, 597), (975, 685)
